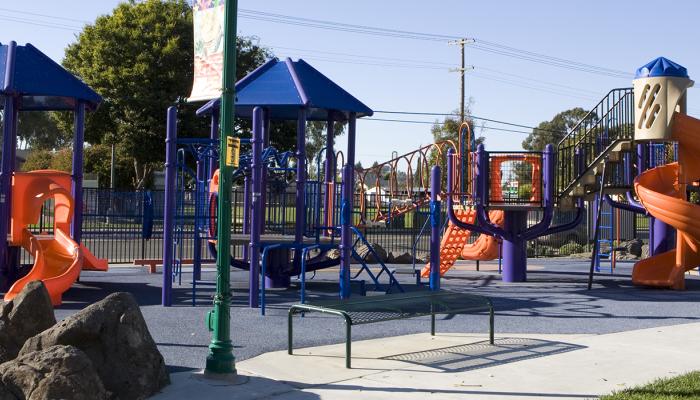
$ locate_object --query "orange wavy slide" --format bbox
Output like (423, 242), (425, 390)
(421, 209), (503, 278)
(3, 171), (106, 306)
(632, 113), (700, 290)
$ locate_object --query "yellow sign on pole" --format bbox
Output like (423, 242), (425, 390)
(226, 137), (240, 167)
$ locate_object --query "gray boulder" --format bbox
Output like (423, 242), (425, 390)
(621, 239), (643, 257)
(354, 242), (388, 264)
(641, 244), (650, 259)
(0, 345), (109, 400)
(20, 292), (168, 400)
(0, 282), (56, 363)
(388, 251), (415, 264)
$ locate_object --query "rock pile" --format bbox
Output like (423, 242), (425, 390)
(0, 283), (169, 400)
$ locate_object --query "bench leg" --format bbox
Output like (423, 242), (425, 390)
(489, 307), (494, 345)
(430, 313), (435, 336)
(288, 310), (294, 355)
(149, 263), (157, 274)
(345, 322), (351, 369)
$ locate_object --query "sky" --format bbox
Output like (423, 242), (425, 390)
(2, 0), (699, 167)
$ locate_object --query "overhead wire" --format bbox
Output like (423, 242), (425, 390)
(241, 8), (633, 79)
(362, 118), (535, 135)
(372, 110), (562, 133)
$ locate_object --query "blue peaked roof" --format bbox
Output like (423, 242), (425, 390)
(0, 42), (102, 111)
(635, 57), (689, 79)
(196, 58), (373, 121)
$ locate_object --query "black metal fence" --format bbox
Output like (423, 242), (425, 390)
(20, 186), (649, 265)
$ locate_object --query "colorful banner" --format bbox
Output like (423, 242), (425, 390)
(188, 0), (225, 102)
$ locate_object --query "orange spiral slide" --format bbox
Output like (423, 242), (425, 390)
(420, 209), (503, 278)
(632, 113), (700, 289)
(3, 171), (107, 306)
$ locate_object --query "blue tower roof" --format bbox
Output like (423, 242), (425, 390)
(197, 58), (373, 121)
(635, 57), (689, 79)
(0, 42), (102, 111)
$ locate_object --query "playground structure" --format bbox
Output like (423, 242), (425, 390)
(163, 54), (700, 314)
(162, 58), (406, 310)
(0, 42), (107, 305)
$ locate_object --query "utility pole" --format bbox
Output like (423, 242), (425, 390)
(449, 38), (474, 195)
(448, 38), (475, 122)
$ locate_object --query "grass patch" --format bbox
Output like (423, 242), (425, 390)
(601, 371), (700, 399)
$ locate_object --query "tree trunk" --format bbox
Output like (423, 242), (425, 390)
(133, 159), (152, 190)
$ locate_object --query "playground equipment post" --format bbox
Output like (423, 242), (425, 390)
(206, 0), (237, 375)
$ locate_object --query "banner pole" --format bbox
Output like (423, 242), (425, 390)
(205, 0), (237, 375)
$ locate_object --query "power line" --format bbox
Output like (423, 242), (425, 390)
(373, 110), (563, 133)
(363, 118), (533, 135)
(0, 15), (82, 31)
(0, 7), (89, 24)
(270, 45), (455, 67)
(241, 8), (633, 79)
(275, 46), (606, 101)
(1, 5), (634, 79)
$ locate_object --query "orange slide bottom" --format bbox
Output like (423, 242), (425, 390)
(632, 113), (700, 290)
(5, 229), (82, 306)
(421, 209), (503, 278)
(3, 170), (107, 306)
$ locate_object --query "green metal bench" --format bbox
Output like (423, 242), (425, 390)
(288, 290), (495, 368)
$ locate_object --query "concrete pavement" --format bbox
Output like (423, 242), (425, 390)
(152, 321), (700, 399)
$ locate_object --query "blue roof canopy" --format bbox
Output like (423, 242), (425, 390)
(196, 58), (373, 121)
(0, 42), (102, 111)
(635, 57), (689, 79)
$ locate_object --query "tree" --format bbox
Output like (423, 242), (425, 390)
(21, 149), (53, 171)
(21, 148), (72, 173)
(304, 121), (346, 169)
(17, 111), (67, 150)
(60, 0), (271, 189)
(521, 107), (589, 151)
(428, 108), (484, 189)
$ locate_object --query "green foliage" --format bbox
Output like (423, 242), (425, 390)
(305, 120), (347, 170)
(428, 106), (484, 189)
(84, 144), (133, 188)
(50, 148), (73, 172)
(521, 108), (590, 151)
(517, 183), (532, 200)
(17, 111), (69, 150)
(21, 149), (53, 171)
(59, 0), (271, 189)
(558, 241), (584, 256)
(601, 370), (700, 399)
(21, 148), (72, 173)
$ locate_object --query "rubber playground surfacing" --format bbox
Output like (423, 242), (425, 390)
(49, 259), (700, 373)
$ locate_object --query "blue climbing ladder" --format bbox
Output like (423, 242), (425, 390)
(595, 202), (615, 274)
(350, 227), (404, 294)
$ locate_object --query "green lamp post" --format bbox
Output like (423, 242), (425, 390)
(205, 0), (238, 375)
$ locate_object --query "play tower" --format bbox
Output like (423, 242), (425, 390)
(630, 58), (700, 289)
(0, 42), (107, 303)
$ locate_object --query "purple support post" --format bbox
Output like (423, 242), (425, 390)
(324, 112), (335, 232)
(295, 109), (307, 243)
(501, 211), (528, 282)
(249, 107), (264, 308)
(193, 160), (203, 281)
(242, 176), (250, 262)
(161, 107), (178, 306)
(0, 43), (18, 290)
(0, 95), (16, 289)
(259, 108), (269, 236)
(209, 108), (219, 178)
(346, 112), (357, 173)
(71, 102), (86, 244)
(429, 166), (441, 290)
(339, 163), (352, 299)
